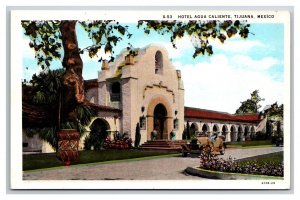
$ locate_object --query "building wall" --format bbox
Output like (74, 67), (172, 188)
(97, 45), (185, 144)
(85, 87), (98, 104)
(23, 129), (55, 153)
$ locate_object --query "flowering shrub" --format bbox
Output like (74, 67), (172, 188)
(103, 137), (133, 150)
(199, 149), (284, 177)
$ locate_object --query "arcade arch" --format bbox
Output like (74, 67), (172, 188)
(201, 123), (210, 135)
(230, 125), (237, 142)
(190, 123), (199, 137)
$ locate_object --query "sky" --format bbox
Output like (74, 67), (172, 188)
(22, 22), (284, 114)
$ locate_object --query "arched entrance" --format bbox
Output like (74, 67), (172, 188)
(153, 104), (167, 140)
(87, 118), (110, 150)
(147, 96), (173, 140)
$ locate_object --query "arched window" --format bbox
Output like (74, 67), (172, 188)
(155, 51), (163, 74)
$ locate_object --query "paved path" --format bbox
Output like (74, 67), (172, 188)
(23, 147), (283, 180)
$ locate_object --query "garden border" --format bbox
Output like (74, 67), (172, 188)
(185, 166), (284, 180)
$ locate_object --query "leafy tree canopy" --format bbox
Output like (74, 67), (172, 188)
(263, 102), (283, 120)
(22, 19), (250, 71)
(21, 19), (251, 143)
(235, 90), (265, 114)
(139, 20), (250, 58)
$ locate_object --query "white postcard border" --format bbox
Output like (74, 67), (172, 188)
(10, 9), (291, 190)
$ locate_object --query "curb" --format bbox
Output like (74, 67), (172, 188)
(185, 167), (284, 180)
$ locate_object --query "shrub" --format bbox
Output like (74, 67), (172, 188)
(103, 134), (133, 150)
(134, 123), (141, 147)
(199, 149), (283, 177)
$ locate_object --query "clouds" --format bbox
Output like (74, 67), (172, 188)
(21, 23), (284, 114)
(159, 36), (194, 59)
(175, 53), (283, 113)
(231, 55), (280, 71)
(209, 39), (266, 54)
(166, 32), (284, 113)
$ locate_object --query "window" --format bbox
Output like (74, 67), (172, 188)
(111, 82), (120, 101)
(155, 51), (163, 74)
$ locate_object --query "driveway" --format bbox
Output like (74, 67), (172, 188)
(23, 147), (283, 180)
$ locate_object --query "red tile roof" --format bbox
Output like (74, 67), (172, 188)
(84, 79), (98, 90)
(184, 107), (261, 123)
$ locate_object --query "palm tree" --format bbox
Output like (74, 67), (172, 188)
(23, 68), (96, 150)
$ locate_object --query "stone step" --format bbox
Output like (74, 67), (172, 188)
(139, 140), (187, 151)
(139, 146), (182, 152)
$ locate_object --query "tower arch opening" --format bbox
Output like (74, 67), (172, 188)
(155, 51), (163, 74)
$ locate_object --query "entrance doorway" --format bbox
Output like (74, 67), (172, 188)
(88, 118), (110, 150)
(153, 104), (167, 140)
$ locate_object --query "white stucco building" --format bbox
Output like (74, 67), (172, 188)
(86, 45), (185, 144)
(23, 45), (266, 153)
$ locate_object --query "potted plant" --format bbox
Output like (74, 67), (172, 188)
(170, 131), (176, 140)
(151, 130), (157, 141)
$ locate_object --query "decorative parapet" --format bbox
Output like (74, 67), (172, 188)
(143, 83), (175, 103)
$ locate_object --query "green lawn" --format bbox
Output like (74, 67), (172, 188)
(227, 140), (273, 148)
(237, 151), (283, 166)
(23, 149), (179, 171)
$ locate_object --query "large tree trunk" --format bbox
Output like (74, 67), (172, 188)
(60, 21), (84, 123)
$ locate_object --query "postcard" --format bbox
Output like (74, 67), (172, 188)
(10, 9), (290, 189)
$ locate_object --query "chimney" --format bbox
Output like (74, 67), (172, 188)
(125, 55), (134, 65)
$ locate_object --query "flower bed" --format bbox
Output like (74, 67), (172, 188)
(199, 149), (283, 177)
(103, 137), (133, 150)
(185, 167), (283, 180)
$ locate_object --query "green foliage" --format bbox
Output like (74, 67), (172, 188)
(25, 103), (96, 150)
(75, 104), (96, 126)
(182, 129), (187, 140)
(264, 102), (283, 120)
(24, 68), (96, 149)
(235, 90), (264, 114)
(237, 151), (283, 167)
(60, 104), (96, 137)
(21, 20), (62, 70)
(227, 140), (272, 147)
(29, 68), (65, 105)
(83, 129), (105, 151)
(186, 121), (191, 140)
(22, 20), (132, 67)
(138, 20), (251, 58)
(25, 127), (58, 150)
(84, 119), (108, 151)
(79, 20), (131, 63)
(134, 123), (141, 147)
(22, 20), (251, 72)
